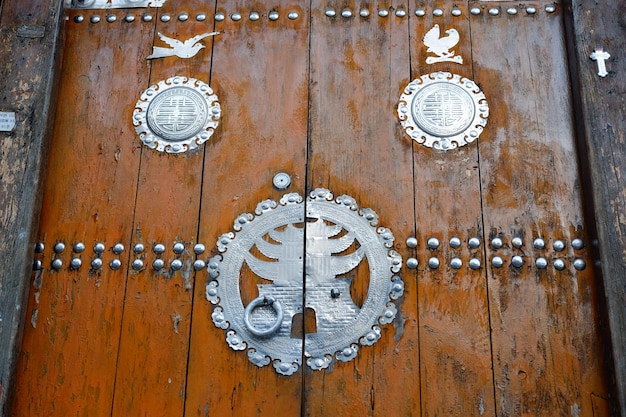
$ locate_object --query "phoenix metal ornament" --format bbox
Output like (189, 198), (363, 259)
(398, 72), (489, 150)
(147, 32), (220, 60)
(206, 189), (404, 375)
(424, 24), (463, 64)
(133, 76), (220, 153)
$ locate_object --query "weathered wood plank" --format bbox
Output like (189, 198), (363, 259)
(0, 1), (64, 415)
(569, 0), (626, 414)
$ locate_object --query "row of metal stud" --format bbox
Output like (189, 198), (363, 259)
(405, 255), (587, 271)
(405, 236), (585, 251)
(72, 4), (557, 24)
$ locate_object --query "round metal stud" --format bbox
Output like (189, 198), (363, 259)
(536, 257), (548, 269)
(91, 258), (103, 270)
(359, 9), (370, 17)
(511, 237), (523, 248)
(341, 9), (353, 18)
(35, 242), (45, 253)
(94, 242), (105, 254)
(406, 257), (419, 269)
(110, 259), (122, 270)
(171, 259), (183, 271)
(142, 14), (153, 22)
(573, 259), (586, 271)
(378, 9), (389, 17)
(124, 14), (135, 22)
(433, 8), (444, 17)
(106, 14), (116, 23)
(288, 11), (299, 20)
(492, 256), (504, 268)
(70, 258), (82, 269)
(154, 243), (166, 254)
(507, 7), (518, 15)
(572, 238), (584, 250)
(193, 259), (206, 271)
(452, 8), (462, 16)
(450, 258), (462, 269)
(249, 12), (260, 21)
(468, 237), (481, 249)
(132, 243), (144, 254)
(33, 259), (43, 271)
(427, 237), (440, 249)
(132, 259), (144, 271)
(553, 240), (565, 252)
(54, 242), (65, 254)
(160, 14), (171, 22)
(395, 9), (407, 18)
(415, 8), (426, 17)
(51, 259), (63, 270)
(325, 8), (336, 17)
(215, 13), (225, 22)
(553, 259), (566, 271)
(74, 15), (85, 23)
(73, 242), (85, 253)
(231, 13), (242, 21)
(269, 11), (279, 21)
(526, 6), (537, 14)
(153, 258), (164, 271)
(113, 243), (124, 255)
(406, 237), (418, 249)
(488, 8), (500, 16)
(449, 237), (461, 249)
(545, 5), (556, 13)
(511, 255), (524, 268)
(173, 242), (185, 254)
(178, 13), (189, 22)
(491, 237), (503, 249)
(469, 258), (481, 270)
(90, 15), (101, 23)
(273, 172), (291, 190)
(470, 7), (481, 15)
(194, 243), (206, 254)
(196, 13), (206, 21)
(533, 238), (546, 250)
(428, 257), (440, 269)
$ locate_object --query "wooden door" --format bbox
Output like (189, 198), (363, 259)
(11, 0), (611, 416)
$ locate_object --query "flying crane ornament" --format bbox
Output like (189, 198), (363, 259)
(147, 32), (221, 60)
(424, 24), (463, 64)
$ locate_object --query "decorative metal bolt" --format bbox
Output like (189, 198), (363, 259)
(171, 259), (183, 271)
(452, 8), (462, 16)
(526, 6), (537, 14)
(73, 242), (85, 253)
(468, 237), (481, 249)
(194, 244), (206, 254)
(35, 242), (45, 253)
(215, 13), (225, 21)
(415, 8), (426, 17)
(406, 237), (418, 248)
(288, 11), (299, 20)
(359, 9), (370, 17)
(269, 11), (279, 21)
(450, 258), (462, 269)
(533, 238), (546, 250)
(249, 12), (260, 21)
(470, 7), (481, 15)
(173, 242), (185, 254)
(469, 258), (481, 270)
(449, 237), (461, 249)
(325, 8), (336, 17)
(433, 8), (444, 17)
(154, 243), (166, 254)
(552, 240), (565, 251)
(488, 8), (500, 16)
(511, 255), (524, 268)
(545, 5), (556, 13)
(33, 259), (43, 271)
(341, 9), (353, 18)
(196, 13), (206, 21)
(553, 259), (566, 271)
(74, 15), (85, 23)
(492, 256), (504, 268)
(428, 257), (440, 269)
(133, 243), (144, 254)
(330, 288), (341, 298)
(94, 242), (106, 254)
(124, 14), (135, 22)
(160, 14), (171, 22)
(153, 258), (164, 271)
(273, 172), (291, 190)
(491, 237), (503, 249)
(106, 14), (116, 22)
(70, 258), (82, 269)
(54, 242), (65, 254)
(427, 237), (440, 249)
(132, 259), (143, 270)
(573, 259), (586, 271)
(142, 14), (153, 22)
(572, 238), (584, 250)
(231, 13), (242, 21)
(113, 243), (124, 254)
(91, 258), (103, 270)
(90, 15), (101, 23)
(177, 12), (189, 21)
(507, 7), (518, 15)
(395, 9), (407, 18)
(536, 257), (548, 269)
(406, 257), (419, 269)
(51, 258), (63, 270)
(511, 237), (523, 248)
(378, 9), (389, 17)
(193, 259), (206, 271)
(110, 259), (122, 270)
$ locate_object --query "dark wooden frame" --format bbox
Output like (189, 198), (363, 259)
(0, 0), (623, 415)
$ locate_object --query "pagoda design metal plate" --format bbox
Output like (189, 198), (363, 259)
(206, 189), (404, 375)
(133, 76), (220, 153)
(398, 72), (489, 150)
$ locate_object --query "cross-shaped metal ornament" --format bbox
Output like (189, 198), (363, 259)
(590, 47), (611, 77)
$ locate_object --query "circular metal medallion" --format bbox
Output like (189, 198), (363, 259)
(398, 72), (489, 150)
(133, 76), (220, 153)
(206, 188), (404, 375)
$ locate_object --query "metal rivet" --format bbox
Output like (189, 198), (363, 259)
(545, 5), (556, 13)
(70, 258), (82, 269)
(395, 9), (407, 18)
(359, 9), (370, 17)
(133, 243), (144, 254)
(35, 242), (45, 253)
(433, 8), (444, 17)
(415, 8), (426, 17)
(512, 255), (524, 268)
(91, 258), (103, 270)
(341, 9), (353, 18)
(106, 14), (116, 22)
(533, 238), (546, 250)
(325, 8), (336, 17)
(468, 237), (481, 249)
(526, 6), (537, 14)
(142, 14), (153, 22)
(124, 14), (135, 22)
(572, 238), (584, 250)
(73, 242), (85, 253)
(269, 11), (279, 21)
(573, 259), (586, 270)
(154, 243), (166, 254)
(288, 11), (299, 20)
(553, 240), (565, 252)
(113, 243), (124, 255)
(215, 13), (225, 21)
(193, 259), (206, 271)
(173, 243), (185, 254)
(74, 15), (85, 23)
(196, 13), (206, 21)
(491, 237), (503, 249)
(54, 242), (65, 254)
(90, 15), (101, 23)
(378, 9), (389, 17)
(428, 257), (440, 269)
(450, 258), (462, 269)
(33, 259), (42, 271)
(507, 7), (518, 15)
(449, 237), (461, 249)
(249, 11), (260, 21)
(110, 259), (122, 270)
(470, 7), (481, 15)
(554, 259), (566, 270)
(452, 8), (462, 16)
(492, 256), (504, 268)
(194, 244), (206, 254)
(231, 12), (241, 21)
(177, 13), (188, 21)
(427, 237), (440, 249)
(171, 259), (183, 270)
(273, 172), (291, 190)
(406, 257), (419, 269)
(160, 14), (170, 22)
(536, 257), (548, 269)
(489, 8), (500, 16)
(153, 259), (164, 271)
(469, 258), (481, 270)
(406, 237), (418, 248)
(512, 237), (523, 248)
(132, 259), (143, 270)
(94, 242), (106, 254)
(51, 259), (63, 270)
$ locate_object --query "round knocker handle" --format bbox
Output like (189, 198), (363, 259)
(244, 296), (284, 337)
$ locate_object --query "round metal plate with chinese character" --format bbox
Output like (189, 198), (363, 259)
(206, 188), (404, 375)
(133, 76), (220, 153)
(398, 72), (489, 151)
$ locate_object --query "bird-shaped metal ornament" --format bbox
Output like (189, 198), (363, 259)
(423, 24), (463, 64)
(146, 31), (220, 60)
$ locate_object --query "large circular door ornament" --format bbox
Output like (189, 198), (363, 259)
(133, 76), (220, 153)
(206, 189), (404, 375)
(398, 71), (489, 151)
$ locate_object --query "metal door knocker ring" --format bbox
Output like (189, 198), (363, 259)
(244, 296), (284, 337)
